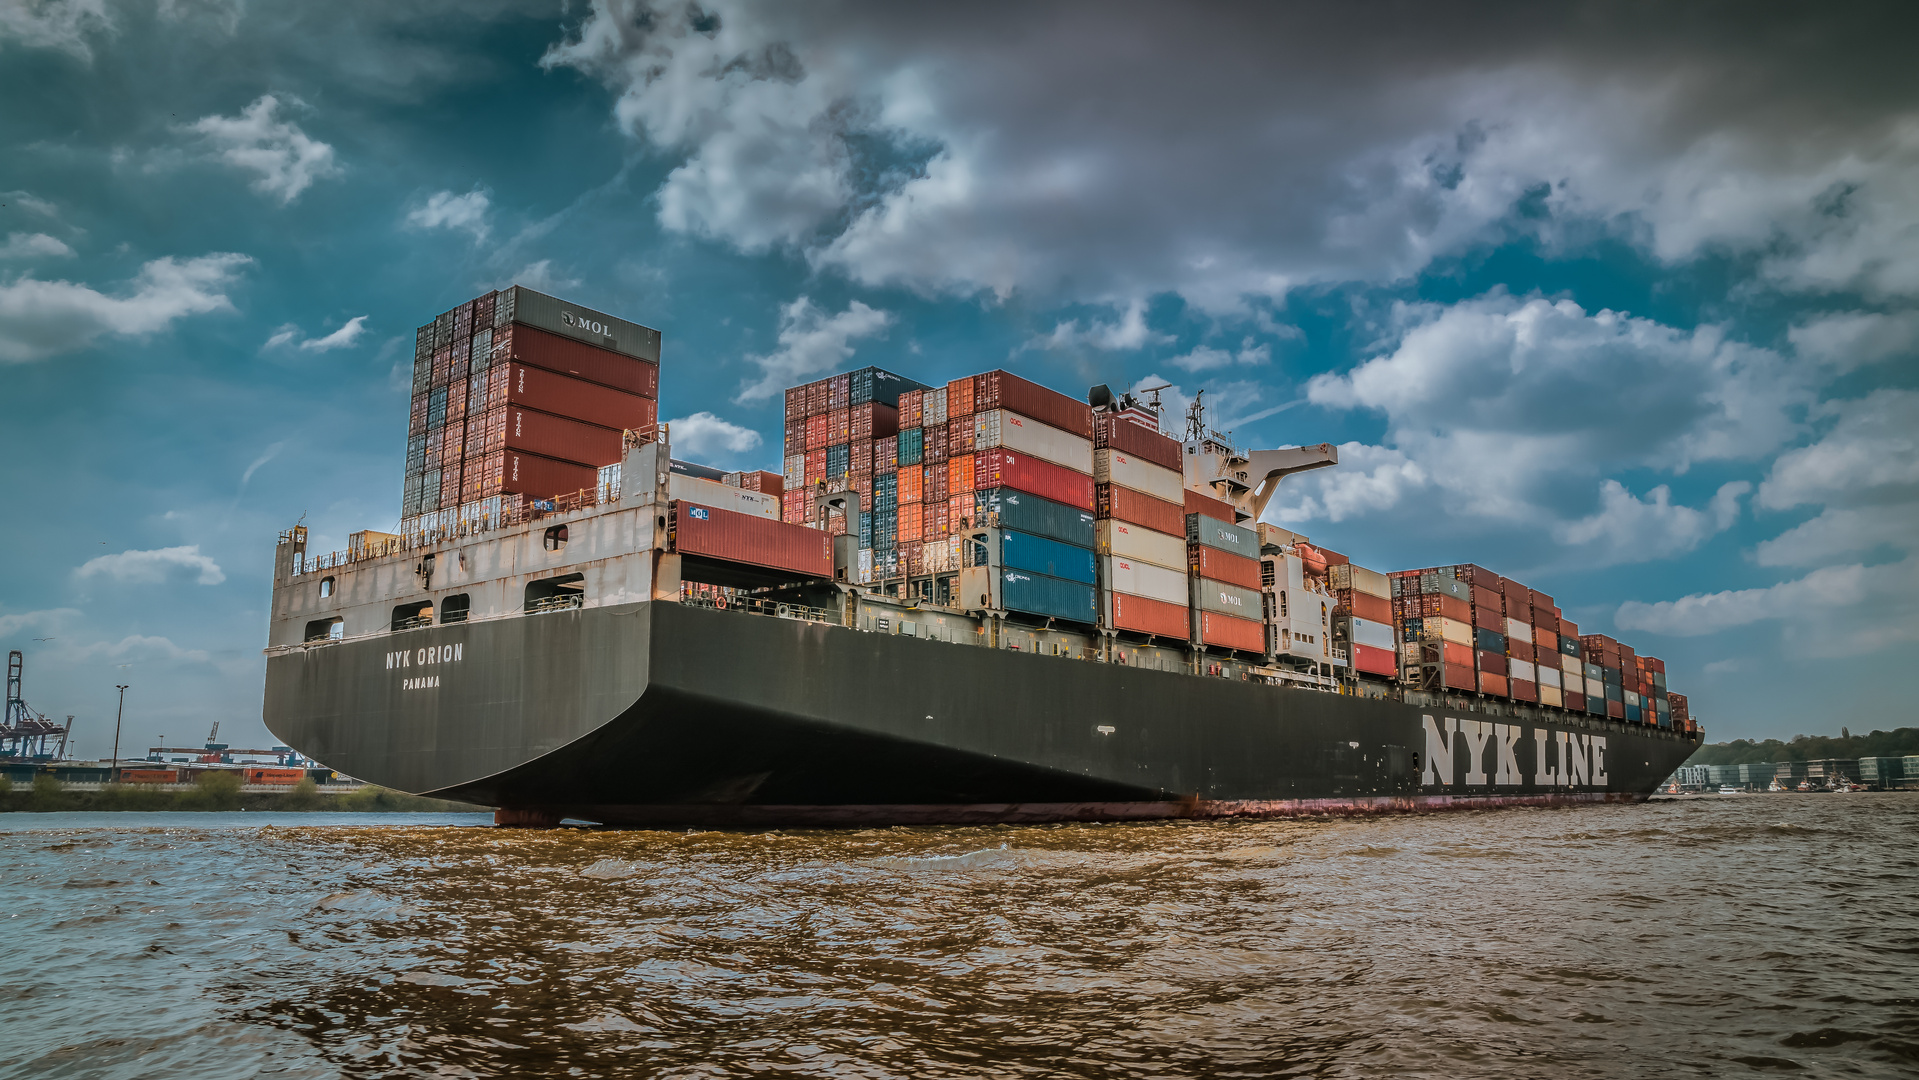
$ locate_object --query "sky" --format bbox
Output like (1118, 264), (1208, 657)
(1, 1), (1915, 756)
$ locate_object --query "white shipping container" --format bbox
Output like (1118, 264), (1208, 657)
(1509, 658), (1536, 684)
(857, 548), (873, 584)
(1093, 449), (1184, 503)
(1193, 578), (1261, 618)
(1561, 652), (1582, 674)
(1096, 519), (1187, 570)
(1536, 664), (1562, 689)
(1347, 614), (1395, 650)
(1564, 674), (1585, 696)
(1329, 563), (1392, 599)
(1504, 617), (1532, 644)
(920, 537), (959, 574)
(1539, 684), (1564, 708)
(671, 474), (780, 520)
(923, 387), (947, 426)
(1625, 689), (1640, 707)
(783, 453), (805, 491)
(973, 409), (1092, 473)
(1100, 555), (1188, 606)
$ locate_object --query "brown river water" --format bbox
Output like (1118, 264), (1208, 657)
(2, 794), (1915, 1079)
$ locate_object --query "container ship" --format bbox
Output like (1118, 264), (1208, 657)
(263, 286), (1701, 827)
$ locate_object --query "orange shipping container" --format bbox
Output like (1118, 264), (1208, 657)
(1184, 488), (1238, 524)
(673, 501), (833, 578)
(119, 769), (181, 784)
(1339, 590), (1393, 624)
(244, 767), (306, 785)
(898, 501), (923, 543)
(1480, 672), (1510, 697)
(1108, 592), (1190, 638)
(1198, 611), (1264, 652)
(898, 464), (924, 503)
(806, 413), (829, 451)
(947, 375), (975, 417)
(1098, 483), (1184, 536)
(948, 455), (976, 498)
(1191, 545), (1261, 590)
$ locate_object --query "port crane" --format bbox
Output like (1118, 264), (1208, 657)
(2, 650), (72, 760)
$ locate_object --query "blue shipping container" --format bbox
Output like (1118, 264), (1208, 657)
(1625, 703), (1642, 723)
(999, 569), (1098, 624)
(999, 528), (1096, 584)
(427, 386), (448, 429)
(859, 510), (873, 549)
(897, 426), (923, 466)
(1474, 626), (1506, 652)
(827, 442), (850, 481)
(975, 487), (1096, 548)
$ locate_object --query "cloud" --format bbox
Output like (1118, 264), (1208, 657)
(0, 0), (112, 60)
(668, 412), (764, 461)
(1036, 300), (1170, 353)
(546, 3), (1919, 308)
(0, 252), (251, 362)
(1271, 442), (1429, 524)
(75, 546), (226, 586)
(1756, 389), (1919, 512)
(1169, 337), (1271, 373)
(1788, 310), (1919, 371)
(0, 607), (81, 638)
(407, 188), (491, 241)
(62, 634), (212, 665)
(1, 191), (60, 217)
(1300, 294), (1805, 529)
(738, 295), (892, 401)
(0, 232), (75, 259)
(1551, 480), (1749, 566)
(188, 95), (340, 204)
(265, 317), (364, 352)
(507, 259), (581, 294)
(1610, 559), (1919, 665)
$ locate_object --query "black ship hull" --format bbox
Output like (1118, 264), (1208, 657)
(264, 602), (1697, 826)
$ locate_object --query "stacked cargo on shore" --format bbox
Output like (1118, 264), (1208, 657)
(404, 287), (659, 533)
(1094, 413), (1191, 641)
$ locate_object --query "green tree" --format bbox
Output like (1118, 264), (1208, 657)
(180, 770), (243, 811)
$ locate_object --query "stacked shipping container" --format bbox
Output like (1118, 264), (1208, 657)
(405, 287), (660, 529)
(1330, 562), (1396, 676)
(1094, 414), (1192, 640)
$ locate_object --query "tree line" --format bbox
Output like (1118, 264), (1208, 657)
(1686, 727), (1919, 766)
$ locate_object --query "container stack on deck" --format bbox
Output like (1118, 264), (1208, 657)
(404, 286), (659, 532)
(1094, 414), (1192, 640)
(1187, 506), (1264, 656)
(1329, 561), (1396, 678)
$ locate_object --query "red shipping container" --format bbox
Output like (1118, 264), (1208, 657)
(469, 364), (657, 432)
(438, 461), (463, 508)
(949, 416), (976, 455)
(948, 493), (972, 533)
(947, 376), (976, 417)
(1192, 545), (1261, 590)
(850, 440), (872, 474)
(899, 389), (923, 428)
(1477, 649), (1507, 675)
(738, 471), (784, 498)
(1337, 590), (1392, 624)
(410, 393), (429, 436)
(433, 348), (451, 386)
(1109, 592), (1191, 638)
(1442, 640), (1473, 667)
(1425, 592), (1471, 622)
(784, 385), (807, 421)
(1606, 699), (1625, 719)
(1199, 611), (1264, 652)
(1510, 679), (1537, 703)
(1350, 642), (1396, 677)
(805, 449), (826, 486)
(1509, 639), (1535, 664)
(1094, 414), (1182, 472)
(1473, 604), (1503, 631)
(829, 407), (851, 444)
(1184, 488), (1237, 524)
(975, 370), (1094, 438)
(495, 323), (658, 397)
(784, 419), (806, 456)
(976, 449), (1094, 509)
(673, 501), (832, 579)
(462, 449), (597, 503)
(1480, 672), (1509, 697)
(850, 402), (898, 442)
(948, 455), (975, 496)
(1442, 662), (1476, 690)
(1564, 693), (1587, 713)
(806, 380), (828, 417)
(874, 435), (897, 471)
(926, 463), (947, 502)
(1098, 483), (1184, 536)
(446, 375), (468, 424)
(468, 406), (624, 467)
(806, 413), (829, 451)
(829, 372), (850, 409)
(924, 423), (948, 463)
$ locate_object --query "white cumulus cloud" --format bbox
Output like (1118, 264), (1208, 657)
(0, 252), (250, 362)
(188, 95), (341, 204)
(1615, 563), (1873, 638)
(75, 545), (226, 586)
(668, 411), (764, 462)
(407, 189), (491, 240)
(1168, 337), (1271, 373)
(1788, 310), (1919, 372)
(0, 0), (112, 60)
(1036, 300), (1170, 353)
(738, 295), (892, 401)
(0, 232), (75, 259)
(1551, 480), (1749, 566)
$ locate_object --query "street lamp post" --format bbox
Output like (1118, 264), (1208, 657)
(111, 685), (129, 782)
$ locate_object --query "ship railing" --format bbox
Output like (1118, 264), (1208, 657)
(526, 594), (584, 614)
(679, 591), (839, 626)
(284, 485), (626, 577)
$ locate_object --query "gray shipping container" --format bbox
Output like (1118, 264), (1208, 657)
(1191, 577), (1261, 618)
(1186, 514), (1258, 559)
(495, 286), (662, 364)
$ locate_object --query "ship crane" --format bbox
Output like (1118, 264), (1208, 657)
(1182, 391), (1338, 522)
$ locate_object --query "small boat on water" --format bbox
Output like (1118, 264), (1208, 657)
(1718, 784), (1740, 795)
